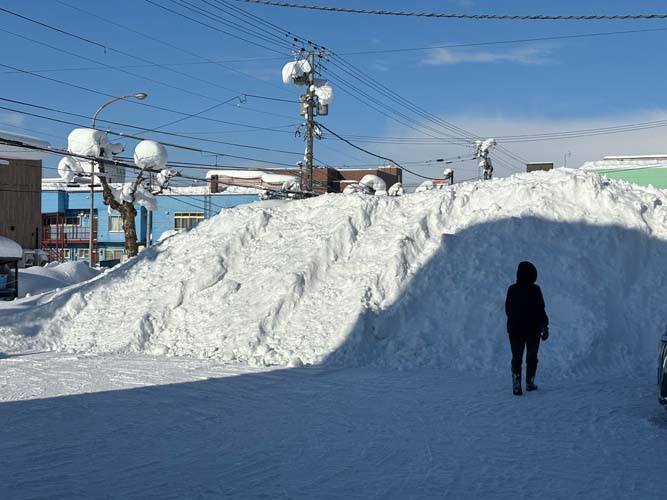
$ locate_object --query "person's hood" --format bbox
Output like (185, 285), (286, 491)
(516, 261), (537, 285)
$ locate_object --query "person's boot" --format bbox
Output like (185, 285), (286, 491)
(526, 377), (538, 392)
(512, 373), (523, 396)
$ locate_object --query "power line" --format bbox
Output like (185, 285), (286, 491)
(0, 5), (298, 110)
(54, 0), (294, 95)
(0, 99), (303, 159)
(0, 102), (300, 167)
(234, 1), (667, 20)
(316, 123), (434, 180)
(224, 0), (528, 172)
(336, 27), (667, 56)
(143, 0), (290, 55)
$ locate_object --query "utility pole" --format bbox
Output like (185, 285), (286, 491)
(88, 160), (95, 266)
(146, 172), (152, 247)
(304, 51), (316, 192)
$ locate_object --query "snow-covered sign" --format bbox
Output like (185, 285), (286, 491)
(281, 59), (312, 86)
(0, 236), (22, 259)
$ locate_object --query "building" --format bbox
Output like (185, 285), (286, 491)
(526, 162), (554, 173)
(0, 131), (49, 251)
(580, 155), (667, 188)
(41, 180), (260, 264)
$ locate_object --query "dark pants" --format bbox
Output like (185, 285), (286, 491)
(509, 332), (541, 380)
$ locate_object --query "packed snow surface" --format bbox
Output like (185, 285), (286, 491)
(1, 169), (667, 377)
(0, 352), (664, 500)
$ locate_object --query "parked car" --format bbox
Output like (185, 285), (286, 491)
(659, 329), (667, 409)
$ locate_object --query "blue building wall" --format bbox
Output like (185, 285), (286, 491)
(151, 193), (260, 241)
(42, 189), (260, 263)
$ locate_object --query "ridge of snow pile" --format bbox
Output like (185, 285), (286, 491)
(2, 169), (667, 375)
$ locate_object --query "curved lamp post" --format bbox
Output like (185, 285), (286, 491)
(88, 92), (147, 267)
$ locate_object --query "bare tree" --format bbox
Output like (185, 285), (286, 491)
(60, 129), (173, 258)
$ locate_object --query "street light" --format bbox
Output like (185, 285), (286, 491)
(88, 92), (148, 267)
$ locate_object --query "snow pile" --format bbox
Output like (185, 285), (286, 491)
(388, 182), (404, 196)
(2, 169), (667, 376)
(0, 236), (22, 259)
(415, 180), (435, 192)
(18, 262), (101, 298)
(63, 128), (125, 184)
(107, 183), (157, 211)
(133, 140), (167, 170)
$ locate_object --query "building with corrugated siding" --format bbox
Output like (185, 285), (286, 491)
(0, 131), (49, 251)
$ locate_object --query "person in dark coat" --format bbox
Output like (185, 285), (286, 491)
(505, 261), (549, 395)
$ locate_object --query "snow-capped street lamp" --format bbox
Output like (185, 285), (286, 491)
(88, 93), (147, 267)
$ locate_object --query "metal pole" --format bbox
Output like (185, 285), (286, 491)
(304, 51), (315, 192)
(88, 161), (95, 267)
(146, 173), (152, 247)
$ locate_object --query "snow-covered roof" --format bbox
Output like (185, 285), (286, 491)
(580, 158), (667, 171)
(206, 170), (297, 184)
(0, 236), (23, 259)
(0, 130), (50, 161)
(42, 178), (98, 192)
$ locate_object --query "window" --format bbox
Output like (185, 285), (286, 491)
(106, 249), (125, 261)
(174, 212), (204, 231)
(65, 216), (81, 226)
(108, 214), (123, 232)
(63, 249), (71, 259)
(77, 248), (89, 259)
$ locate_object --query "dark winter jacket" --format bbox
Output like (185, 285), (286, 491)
(505, 261), (549, 336)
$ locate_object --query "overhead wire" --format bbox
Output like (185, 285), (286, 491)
(0, 102), (301, 168)
(233, 1), (667, 21)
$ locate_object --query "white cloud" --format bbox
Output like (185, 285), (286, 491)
(376, 110), (667, 184)
(0, 112), (27, 128)
(423, 45), (553, 66)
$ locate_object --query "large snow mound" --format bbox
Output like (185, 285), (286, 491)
(2, 169), (667, 375)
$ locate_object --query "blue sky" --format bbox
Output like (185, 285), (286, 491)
(2, 0), (667, 185)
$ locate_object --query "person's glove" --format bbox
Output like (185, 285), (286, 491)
(541, 326), (549, 341)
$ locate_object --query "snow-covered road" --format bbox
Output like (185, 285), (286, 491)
(0, 352), (664, 500)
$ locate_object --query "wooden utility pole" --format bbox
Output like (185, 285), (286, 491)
(304, 51), (316, 192)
